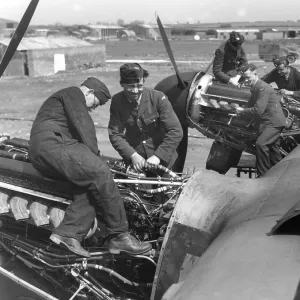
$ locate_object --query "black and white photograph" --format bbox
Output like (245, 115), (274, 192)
(1, 0), (300, 299)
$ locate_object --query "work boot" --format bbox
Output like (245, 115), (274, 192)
(108, 232), (152, 255)
(50, 233), (90, 258)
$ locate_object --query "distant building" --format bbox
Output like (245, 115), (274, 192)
(258, 30), (284, 40)
(0, 36), (106, 77)
(117, 30), (136, 40)
(87, 25), (124, 40)
(33, 29), (61, 37)
(130, 24), (171, 40)
(0, 18), (18, 38)
(215, 29), (259, 41)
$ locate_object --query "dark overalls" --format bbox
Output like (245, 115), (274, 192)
(213, 41), (247, 84)
(242, 80), (286, 177)
(29, 87), (128, 241)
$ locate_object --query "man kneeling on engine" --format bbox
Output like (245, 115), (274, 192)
(213, 31), (248, 87)
(29, 77), (151, 258)
(108, 63), (183, 203)
(235, 64), (286, 177)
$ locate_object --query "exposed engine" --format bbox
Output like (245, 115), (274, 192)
(0, 135), (189, 300)
(187, 74), (300, 173)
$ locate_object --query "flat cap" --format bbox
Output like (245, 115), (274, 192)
(120, 63), (144, 84)
(81, 77), (111, 105)
(229, 31), (245, 46)
(273, 56), (289, 67)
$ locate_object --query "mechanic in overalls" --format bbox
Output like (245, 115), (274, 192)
(261, 56), (300, 100)
(236, 64), (286, 177)
(108, 63), (183, 203)
(213, 31), (248, 86)
(29, 77), (152, 258)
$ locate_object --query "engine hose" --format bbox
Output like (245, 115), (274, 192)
(0, 149), (28, 161)
(87, 264), (149, 287)
(114, 168), (184, 182)
(0, 239), (45, 270)
(288, 105), (300, 117)
(1, 231), (111, 262)
(146, 164), (180, 179)
(134, 185), (173, 194)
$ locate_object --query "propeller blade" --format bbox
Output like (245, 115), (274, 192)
(0, 0), (39, 78)
(156, 14), (186, 90)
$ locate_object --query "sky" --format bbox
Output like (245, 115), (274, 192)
(1, 0), (300, 25)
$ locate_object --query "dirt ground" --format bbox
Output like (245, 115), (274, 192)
(1, 40), (299, 177)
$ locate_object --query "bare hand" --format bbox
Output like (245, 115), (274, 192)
(229, 76), (241, 87)
(235, 107), (244, 115)
(131, 152), (146, 172)
(279, 89), (293, 96)
(145, 155), (160, 169)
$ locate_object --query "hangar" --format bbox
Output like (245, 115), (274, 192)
(0, 36), (106, 77)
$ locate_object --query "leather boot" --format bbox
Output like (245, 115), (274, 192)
(50, 234), (90, 258)
(108, 232), (152, 255)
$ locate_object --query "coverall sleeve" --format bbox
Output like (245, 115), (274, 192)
(63, 92), (99, 155)
(261, 70), (275, 84)
(154, 94), (183, 163)
(240, 47), (247, 62)
(213, 49), (231, 83)
(293, 70), (300, 99)
(242, 88), (269, 117)
(108, 99), (136, 161)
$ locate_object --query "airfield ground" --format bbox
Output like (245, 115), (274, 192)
(0, 39), (299, 176)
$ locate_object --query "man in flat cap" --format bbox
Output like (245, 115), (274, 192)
(29, 77), (151, 257)
(235, 64), (286, 177)
(108, 63), (183, 201)
(213, 31), (248, 86)
(261, 56), (300, 100)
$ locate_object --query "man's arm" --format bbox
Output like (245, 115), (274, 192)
(261, 70), (275, 84)
(62, 89), (98, 155)
(242, 88), (269, 116)
(108, 99), (136, 161)
(293, 69), (300, 99)
(213, 49), (231, 83)
(154, 94), (183, 164)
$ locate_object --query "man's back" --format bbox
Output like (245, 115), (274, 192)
(30, 86), (98, 154)
(249, 79), (286, 130)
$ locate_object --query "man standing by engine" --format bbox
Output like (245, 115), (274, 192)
(29, 77), (151, 258)
(108, 63), (183, 202)
(213, 31), (248, 86)
(235, 64), (286, 177)
(261, 56), (300, 100)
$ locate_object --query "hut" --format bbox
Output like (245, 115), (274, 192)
(117, 29), (136, 40)
(215, 29), (259, 41)
(0, 36), (106, 77)
(87, 25), (123, 40)
(130, 24), (171, 40)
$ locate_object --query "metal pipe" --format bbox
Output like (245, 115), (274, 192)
(202, 92), (248, 103)
(114, 179), (184, 185)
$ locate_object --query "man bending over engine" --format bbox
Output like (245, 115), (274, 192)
(235, 64), (286, 177)
(29, 77), (151, 258)
(108, 63), (183, 203)
(261, 56), (300, 100)
(213, 31), (248, 86)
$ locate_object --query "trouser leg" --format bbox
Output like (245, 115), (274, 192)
(256, 127), (282, 177)
(30, 133), (128, 239)
(269, 134), (283, 167)
(57, 144), (128, 236)
(53, 186), (96, 241)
